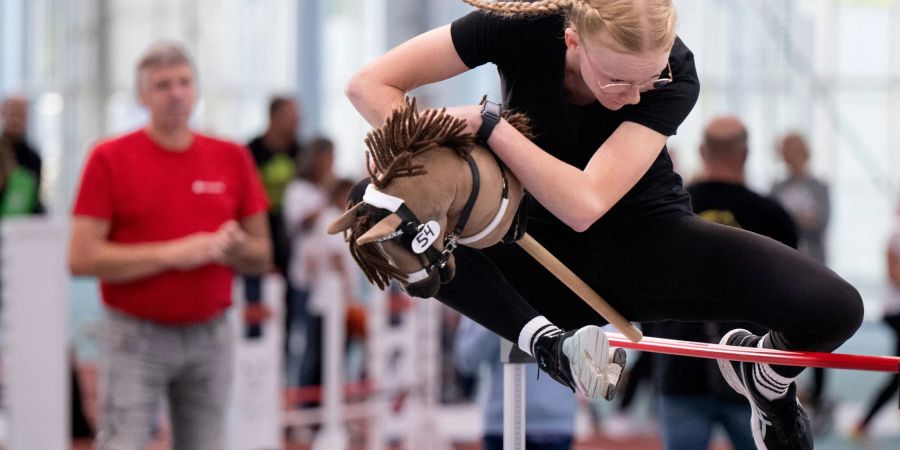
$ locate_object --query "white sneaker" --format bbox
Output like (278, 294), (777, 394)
(534, 325), (626, 400)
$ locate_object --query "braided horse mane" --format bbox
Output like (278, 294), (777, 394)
(347, 97), (531, 289)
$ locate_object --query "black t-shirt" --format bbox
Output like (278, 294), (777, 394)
(451, 12), (698, 232)
(653, 181), (797, 398)
(688, 181), (798, 248)
(0, 139), (43, 214)
(247, 136), (300, 167)
(11, 140), (42, 186)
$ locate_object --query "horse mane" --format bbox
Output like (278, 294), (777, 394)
(364, 97), (473, 189)
(350, 97), (533, 289)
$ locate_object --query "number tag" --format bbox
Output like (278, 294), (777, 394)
(412, 221), (441, 254)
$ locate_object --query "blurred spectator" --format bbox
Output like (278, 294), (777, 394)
(442, 309), (478, 403)
(68, 41), (271, 448)
(771, 132), (832, 425)
(301, 178), (363, 338)
(242, 95), (302, 339)
(604, 323), (657, 438)
(283, 136), (335, 391)
(1, 94), (92, 439)
(654, 116), (797, 450)
(772, 132), (829, 263)
(292, 177), (365, 407)
(852, 200), (900, 438)
(454, 316), (576, 450)
(0, 95), (42, 215)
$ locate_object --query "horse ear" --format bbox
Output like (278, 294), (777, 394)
(356, 213), (403, 246)
(327, 203), (363, 235)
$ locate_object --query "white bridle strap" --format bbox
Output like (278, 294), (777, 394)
(406, 268), (430, 283)
(363, 184), (405, 213)
(457, 197), (510, 245)
(364, 176), (508, 247)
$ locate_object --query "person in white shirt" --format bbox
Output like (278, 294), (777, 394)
(852, 200), (900, 437)
(283, 136), (335, 390)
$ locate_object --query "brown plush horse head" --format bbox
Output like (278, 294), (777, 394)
(327, 98), (530, 298)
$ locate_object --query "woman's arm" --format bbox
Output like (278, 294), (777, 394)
(349, 20), (669, 232)
(488, 114), (667, 232)
(345, 24), (471, 127)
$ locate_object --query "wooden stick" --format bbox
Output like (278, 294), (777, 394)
(517, 233), (643, 343)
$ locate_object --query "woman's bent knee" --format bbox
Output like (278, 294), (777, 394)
(817, 279), (864, 351)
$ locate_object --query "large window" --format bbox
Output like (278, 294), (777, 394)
(5, 0), (899, 315)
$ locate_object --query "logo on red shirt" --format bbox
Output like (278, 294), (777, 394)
(192, 180), (226, 194)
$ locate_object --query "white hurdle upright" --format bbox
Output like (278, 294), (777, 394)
(280, 282), (447, 449)
(226, 274), (284, 450)
(365, 289), (448, 450)
(313, 272), (349, 450)
(500, 339), (529, 450)
(1, 218), (68, 450)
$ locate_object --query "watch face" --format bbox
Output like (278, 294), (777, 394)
(483, 101), (501, 119)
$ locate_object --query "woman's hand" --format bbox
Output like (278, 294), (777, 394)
(441, 104), (483, 136)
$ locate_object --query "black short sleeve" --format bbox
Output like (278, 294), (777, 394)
(621, 37), (700, 137)
(451, 11), (500, 68)
(451, 11), (560, 70)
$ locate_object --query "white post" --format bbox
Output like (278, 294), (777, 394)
(312, 273), (348, 450)
(502, 364), (526, 450)
(1, 218), (68, 450)
(364, 287), (386, 450)
(500, 339), (529, 450)
(365, 289), (449, 450)
(226, 274), (284, 450)
(408, 298), (449, 450)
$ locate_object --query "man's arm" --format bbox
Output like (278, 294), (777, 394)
(218, 212), (272, 275)
(888, 243), (900, 285)
(68, 215), (220, 283)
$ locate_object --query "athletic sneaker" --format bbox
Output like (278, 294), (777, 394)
(717, 328), (813, 450)
(533, 325), (626, 400)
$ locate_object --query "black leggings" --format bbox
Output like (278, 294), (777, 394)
(437, 213), (863, 378)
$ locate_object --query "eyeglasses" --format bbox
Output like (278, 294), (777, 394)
(597, 62), (673, 94)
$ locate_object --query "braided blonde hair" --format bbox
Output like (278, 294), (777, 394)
(462, 0), (676, 53)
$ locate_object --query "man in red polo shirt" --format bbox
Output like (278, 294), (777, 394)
(69, 41), (271, 449)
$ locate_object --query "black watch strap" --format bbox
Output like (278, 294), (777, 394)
(476, 100), (502, 146)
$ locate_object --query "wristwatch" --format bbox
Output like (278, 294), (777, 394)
(476, 100), (502, 146)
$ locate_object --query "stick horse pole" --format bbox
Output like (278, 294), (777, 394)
(517, 233), (644, 343)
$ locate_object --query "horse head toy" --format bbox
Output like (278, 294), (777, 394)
(327, 98), (532, 298)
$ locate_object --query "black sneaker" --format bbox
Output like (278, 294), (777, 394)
(717, 329), (814, 450)
(533, 325), (626, 400)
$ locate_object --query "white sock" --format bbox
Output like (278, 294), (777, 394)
(518, 316), (562, 356)
(753, 335), (793, 401)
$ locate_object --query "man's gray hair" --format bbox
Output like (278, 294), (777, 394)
(135, 41), (195, 91)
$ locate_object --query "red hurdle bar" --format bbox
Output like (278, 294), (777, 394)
(607, 333), (900, 373)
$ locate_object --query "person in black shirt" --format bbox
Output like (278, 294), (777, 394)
(654, 116), (797, 450)
(1, 94), (93, 438)
(242, 96), (302, 339)
(1, 95), (43, 214)
(346, 2), (862, 448)
(247, 96), (302, 277)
